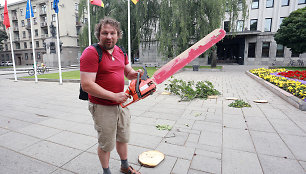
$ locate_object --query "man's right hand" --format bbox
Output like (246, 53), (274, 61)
(114, 92), (129, 103)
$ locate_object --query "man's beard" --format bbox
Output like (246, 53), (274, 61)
(102, 45), (114, 50)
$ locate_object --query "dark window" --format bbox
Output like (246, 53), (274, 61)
(250, 19), (258, 31)
(276, 44), (284, 57)
(25, 53), (28, 60)
(279, 17), (285, 28)
(36, 41), (39, 48)
(282, 0), (290, 6)
(248, 43), (256, 58)
(298, 0), (306, 4)
(252, 0), (259, 9)
(266, 0), (274, 8)
(24, 42), (27, 49)
(264, 18), (272, 32)
(291, 52), (300, 57)
(262, 42), (270, 57)
(224, 21), (230, 32)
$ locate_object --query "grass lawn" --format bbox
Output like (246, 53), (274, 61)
(281, 67), (306, 71)
(22, 65), (222, 80)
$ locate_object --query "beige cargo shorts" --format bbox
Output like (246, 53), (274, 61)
(88, 102), (130, 152)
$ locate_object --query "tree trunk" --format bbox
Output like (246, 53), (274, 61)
(211, 47), (217, 68)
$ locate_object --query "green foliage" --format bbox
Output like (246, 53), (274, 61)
(78, 0), (247, 62)
(228, 100), (251, 108)
(0, 28), (8, 51)
(274, 7), (306, 54)
(78, 0), (158, 59)
(156, 124), (172, 131)
(165, 77), (221, 101)
(158, 0), (247, 59)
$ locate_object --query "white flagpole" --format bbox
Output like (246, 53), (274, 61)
(29, 0), (38, 83)
(8, 27), (17, 81)
(88, 0), (91, 45)
(128, 0), (131, 65)
(55, 13), (63, 84)
(128, 0), (131, 84)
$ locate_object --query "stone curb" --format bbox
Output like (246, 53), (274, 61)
(246, 71), (306, 111)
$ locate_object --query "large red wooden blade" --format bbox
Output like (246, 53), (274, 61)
(152, 29), (226, 84)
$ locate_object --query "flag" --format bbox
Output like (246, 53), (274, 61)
(25, 0), (34, 19)
(3, 0), (10, 29)
(131, 0), (139, 4)
(90, 0), (104, 7)
(53, 0), (59, 13)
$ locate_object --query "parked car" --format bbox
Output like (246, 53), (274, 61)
(4, 61), (13, 66)
(134, 57), (139, 62)
(0, 62), (5, 66)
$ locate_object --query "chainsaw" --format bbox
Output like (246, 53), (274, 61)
(120, 28), (226, 108)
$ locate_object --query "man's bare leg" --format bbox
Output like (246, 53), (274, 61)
(97, 147), (111, 168)
(116, 141), (128, 160)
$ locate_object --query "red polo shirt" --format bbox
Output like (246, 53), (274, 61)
(80, 44), (129, 105)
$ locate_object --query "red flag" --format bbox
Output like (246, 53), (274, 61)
(90, 0), (104, 7)
(131, 0), (139, 4)
(3, 0), (10, 29)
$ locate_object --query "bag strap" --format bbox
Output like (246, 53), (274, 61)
(92, 43), (127, 63)
(92, 43), (103, 63)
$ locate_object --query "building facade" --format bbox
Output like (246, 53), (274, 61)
(219, 0), (306, 66)
(0, 0), (82, 67)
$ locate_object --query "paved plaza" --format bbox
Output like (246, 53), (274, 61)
(0, 65), (305, 174)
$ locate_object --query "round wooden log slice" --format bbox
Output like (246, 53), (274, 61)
(138, 150), (165, 168)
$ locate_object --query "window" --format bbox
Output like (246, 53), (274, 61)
(252, 0), (259, 9)
(279, 17), (285, 28)
(41, 4), (47, 14)
(238, 0), (243, 11)
(35, 29), (38, 37)
(51, 2), (53, 9)
(248, 43), (256, 58)
(28, 30), (31, 38)
(298, 0), (306, 4)
(36, 41), (39, 48)
(37, 52), (41, 59)
(262, 42), (270, 57)
(291, 52), (300, 57)
(33, 18), (37, 25)
(20, 9), (23, 16)
(250, 19), (258, 31)
(5, 44), (8, 50)
(224, 21), (230, 32)
(282, 0), (290, 6)
(21, 20), (25, 27)
(24, 42), (27, 49)
(52, 14), (56, 22)
(33, 6), (36, 13)
(30, 42), (32, 48)
(276, 44), (284, 57)
(236, 20), (244, 32)
(23, 31), (26, 38)
(264, 18), (272, 32)
(31, 53), (33, 60)
(15, 43), (20, 49)
(266, 0), (274, 8)
(25, 53), (28, 60)
(75, 3), (79, 11)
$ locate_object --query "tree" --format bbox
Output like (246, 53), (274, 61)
(274, 7), (306, 55)
(0, 27), (8, 51)
(78, 0), (158, 63)
(158, 0), (247, 67)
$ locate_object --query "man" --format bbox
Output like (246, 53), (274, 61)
(80, 17), (142, 174)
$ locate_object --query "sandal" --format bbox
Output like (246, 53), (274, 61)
(120, 165), (141, 174)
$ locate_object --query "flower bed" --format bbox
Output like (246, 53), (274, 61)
(250, 68), (306, 101)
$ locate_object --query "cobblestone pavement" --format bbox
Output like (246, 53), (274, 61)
(0, 65), (305, 174)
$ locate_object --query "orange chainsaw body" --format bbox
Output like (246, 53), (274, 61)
(121, 75), (156, 108)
